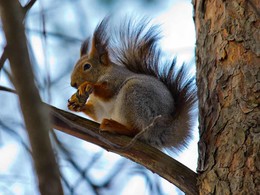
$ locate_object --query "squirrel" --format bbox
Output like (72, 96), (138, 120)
(67, 17), (197, 150)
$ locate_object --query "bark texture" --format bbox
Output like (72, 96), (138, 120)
(193, 0), (259, 194)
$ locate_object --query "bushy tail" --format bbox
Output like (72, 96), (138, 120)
(161, 62), (197, 149)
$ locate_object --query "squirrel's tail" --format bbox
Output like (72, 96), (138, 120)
(129, 62), (197, 150)
(120, 63), (197, 150)
(160, 61), (197, 149)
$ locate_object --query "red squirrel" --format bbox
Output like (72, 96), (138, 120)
(68, 17), (197, 149)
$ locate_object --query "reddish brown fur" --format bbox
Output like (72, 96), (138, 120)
(92, 82), (115, 101)
(100, 119), (138, 136)
(77, 81), (114, 101)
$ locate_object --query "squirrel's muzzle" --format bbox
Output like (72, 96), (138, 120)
(71, 82), (78, 89)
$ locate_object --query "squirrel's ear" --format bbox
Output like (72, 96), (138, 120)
(89, 17), (110, 66)
(89, 37), (110, 66)
(80, 38), (90, 57)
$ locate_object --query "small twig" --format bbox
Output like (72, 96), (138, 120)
(0, 86), (16, 93)
(23, 0), (37, 15)
(0, 48), (7, 71)
(51, 130), (102, 194)
(0, 120), (32, 155)
(2, 67), (14, 84)
(119, 115), (162, 150)
(25, 28), (82, 43)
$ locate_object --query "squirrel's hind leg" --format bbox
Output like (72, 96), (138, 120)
(100, 119), (138, 136)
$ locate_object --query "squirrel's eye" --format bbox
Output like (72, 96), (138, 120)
(83, 63), (91, 71)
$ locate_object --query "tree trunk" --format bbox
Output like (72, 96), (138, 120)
(193, 0), (259, 194)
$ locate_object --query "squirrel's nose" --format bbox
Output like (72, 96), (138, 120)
(71, 82), (78, 88)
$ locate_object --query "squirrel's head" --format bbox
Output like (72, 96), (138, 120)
(70, 18), (111, 88)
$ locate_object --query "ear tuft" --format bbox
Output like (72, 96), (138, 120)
(80, 37), (90, 57)
(89, 16), (111, 65)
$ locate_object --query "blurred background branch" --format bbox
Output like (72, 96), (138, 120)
(0, 0), (63, 194)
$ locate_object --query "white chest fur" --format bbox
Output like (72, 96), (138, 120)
(87, 94), (116, 123)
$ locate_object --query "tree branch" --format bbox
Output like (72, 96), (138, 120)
(0, 0), (63, 194)
(24, 0), (37, 14)
(0, 86), (198, 194)
(49, 106), (198, 195)
(0, 85), (16, 93)
(0, 47), (7, 71)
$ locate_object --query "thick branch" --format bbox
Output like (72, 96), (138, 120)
(49, 106), (199, 195)
(0, 1), (63, 194)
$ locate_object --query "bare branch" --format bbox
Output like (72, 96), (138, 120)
(25, 28), (83, 42)
(0, 48), (7, 71)
(0, 86), (16, 93)
(0, 120), (32, 155)
(23, 0), (37, 15)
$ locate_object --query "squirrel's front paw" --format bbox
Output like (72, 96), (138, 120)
(67, 91), (89, 111)
(78, 82), (94, 96)
(68, 81), (93, 112)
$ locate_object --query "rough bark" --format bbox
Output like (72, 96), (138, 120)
(193, 0), (260, 194)
(0, 0), (63, 194)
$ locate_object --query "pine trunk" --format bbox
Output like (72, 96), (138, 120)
(193, 0), (260, 194)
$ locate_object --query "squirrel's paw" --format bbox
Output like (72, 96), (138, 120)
(68, 82), (93, 112)
(78, 82), (94, 96)
(67, 92), (88, 111)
